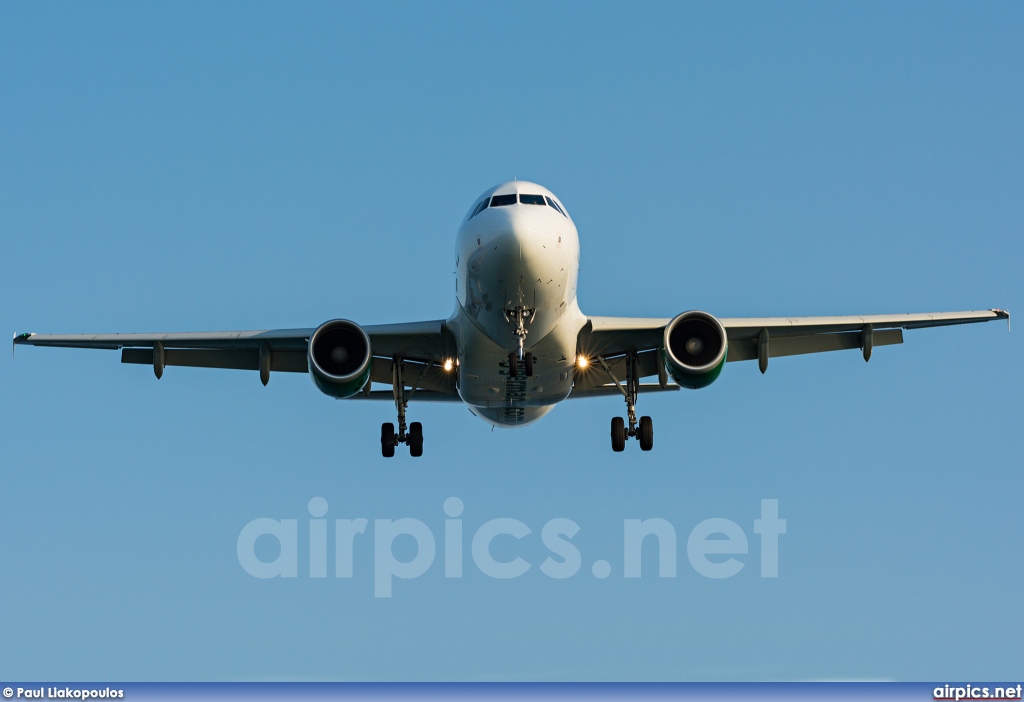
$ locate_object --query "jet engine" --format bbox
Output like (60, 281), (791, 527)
(662, 311), (728, 389)
(308, 319), (372, 398)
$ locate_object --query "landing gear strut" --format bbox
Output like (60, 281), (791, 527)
(381, 357), (427, 458)
(598, 352), (654, 452)
(505, 304), (535, 378)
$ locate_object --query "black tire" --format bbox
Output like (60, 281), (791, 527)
(509, 352), (518, 378)
(524, 352), (534, 377)
(409, 421), (423, 457)
(639, 416), (654, 451)
(381, 422), (395, 458)
(611, 417), (626, 452)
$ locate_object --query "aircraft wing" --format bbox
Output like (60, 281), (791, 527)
(13, 320), (459, 397)
(573, 309), (1009, 389)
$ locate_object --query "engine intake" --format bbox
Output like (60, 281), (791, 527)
(308, 319), (372, 398)
(663, 311), (728, 389)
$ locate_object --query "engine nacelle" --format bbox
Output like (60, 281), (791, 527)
(308, 319), (372, 398)
(662, 311), (728, 389)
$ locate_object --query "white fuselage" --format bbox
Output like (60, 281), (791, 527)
(446, 181), (587, 426)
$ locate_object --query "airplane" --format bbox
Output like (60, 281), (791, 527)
(13, 181), (1010, 456)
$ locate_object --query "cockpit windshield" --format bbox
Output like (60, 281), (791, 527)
(489, 194), (518, 207)
(468, 192), (569, 219)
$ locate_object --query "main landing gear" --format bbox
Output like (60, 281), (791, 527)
(598, 352), (654, 452)
(381, 421), (422, 458)
(381, 357), (426, 458)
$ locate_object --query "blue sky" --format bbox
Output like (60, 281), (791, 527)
(1, 1), (1021, 682)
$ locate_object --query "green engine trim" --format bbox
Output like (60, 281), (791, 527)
(662, 343), (727, 390)
(310, 359), (371, 398)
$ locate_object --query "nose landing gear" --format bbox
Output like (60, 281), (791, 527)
(508, 350), (534, 379)
(504, 304), (535, 378)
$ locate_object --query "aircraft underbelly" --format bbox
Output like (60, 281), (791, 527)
(451, 278), (584, 427)
(456, 318), (577, 404)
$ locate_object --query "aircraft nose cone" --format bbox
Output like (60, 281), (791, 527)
(493, 208), (542, 262)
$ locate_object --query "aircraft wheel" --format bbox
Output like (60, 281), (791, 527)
(524, 352), (534, 377)
(509, 352), (518, 378)
(611, 417), (626, 452)
(639, 416), (654, 451)
(409, 421), (423, 458)
(381, 422), (396, 458)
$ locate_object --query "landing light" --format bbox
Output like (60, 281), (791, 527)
(577, 356), (588, 369)
(443, 359), (454, 372)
